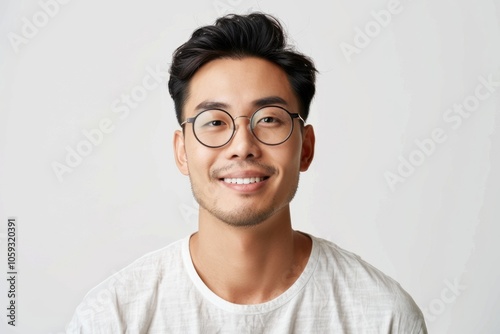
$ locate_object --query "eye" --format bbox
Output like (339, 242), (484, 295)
(256, 115), (285, 126)
(199, 118), (228, 130)
(208, 120), (225, 126)
(260, 117), (275, 123)
(199, 119), (228, 128)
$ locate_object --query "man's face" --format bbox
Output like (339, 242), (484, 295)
(174, 57), (315, 227)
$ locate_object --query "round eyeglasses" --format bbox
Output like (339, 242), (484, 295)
(180, 105), (305, 148)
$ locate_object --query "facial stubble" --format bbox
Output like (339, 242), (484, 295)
(189, 170), (300, 228)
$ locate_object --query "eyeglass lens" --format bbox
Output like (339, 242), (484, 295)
(192, 106), (294, 147)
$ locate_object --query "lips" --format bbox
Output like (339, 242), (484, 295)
(214, 164), (275, 191)
(219, 175), (270, 193)
(222, 177), (268, 184)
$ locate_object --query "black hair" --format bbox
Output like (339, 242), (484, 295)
(168, 12), (317, 125)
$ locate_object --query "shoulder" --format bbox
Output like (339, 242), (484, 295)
(92, 236), (185, 288)
(312, 235), (408, 294)
(67, 237), (187, 333)
(309, 235), (427, 333)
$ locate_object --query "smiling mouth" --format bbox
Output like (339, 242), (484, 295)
(221, 177), (269, 185)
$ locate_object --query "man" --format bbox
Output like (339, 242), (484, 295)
(68, 13), (427, 333)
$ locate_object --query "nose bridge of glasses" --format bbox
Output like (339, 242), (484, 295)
(233, 114), (251, 122)
(232, 114), (253, 131)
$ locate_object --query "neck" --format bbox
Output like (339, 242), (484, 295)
(189, 205), (312, 304)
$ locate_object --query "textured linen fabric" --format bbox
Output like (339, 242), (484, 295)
(67, 234), (427, 333)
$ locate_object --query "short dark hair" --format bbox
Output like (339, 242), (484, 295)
(168, 13), (317, 125)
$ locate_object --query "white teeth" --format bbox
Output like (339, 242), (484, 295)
(223, 177), (265, 184)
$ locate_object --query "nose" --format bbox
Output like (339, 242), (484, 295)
(225, 116), (261, 159)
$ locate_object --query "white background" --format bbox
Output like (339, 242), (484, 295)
(1, 0), (499, 333)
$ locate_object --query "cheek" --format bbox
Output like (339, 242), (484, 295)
(270, 146), (302, 176)
(185, 144), (216, 177)
(284, 135), (304, 165)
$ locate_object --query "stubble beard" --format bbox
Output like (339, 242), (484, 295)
(190, 174), (300, 228)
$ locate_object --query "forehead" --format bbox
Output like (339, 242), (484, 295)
(184, 57), (299, 115)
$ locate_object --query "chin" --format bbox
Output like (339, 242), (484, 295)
(212, 207), (275, 228)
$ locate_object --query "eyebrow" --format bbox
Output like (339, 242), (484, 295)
(252, 96), (289, 108)
(194, 101), (229, 111)
(194, 96), (289, 111)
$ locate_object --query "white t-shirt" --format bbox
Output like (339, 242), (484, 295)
(67, 234), (427, 333)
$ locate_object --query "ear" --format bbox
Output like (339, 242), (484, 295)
(300, 124), (315, 172)
(173, 130), (189, 175)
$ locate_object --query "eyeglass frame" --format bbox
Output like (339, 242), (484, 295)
(180, 105), (305, 148)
